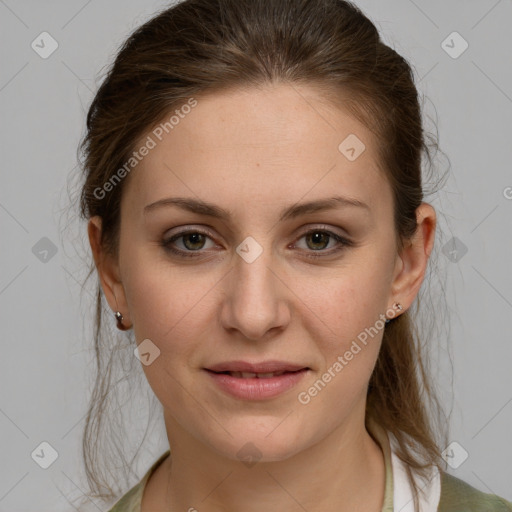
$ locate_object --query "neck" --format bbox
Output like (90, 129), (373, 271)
(145, 409), (386, 512)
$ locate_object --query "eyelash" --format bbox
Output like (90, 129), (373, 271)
(161, 227), (353, 260)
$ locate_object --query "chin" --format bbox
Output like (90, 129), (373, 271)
(202, 424), (307, 464)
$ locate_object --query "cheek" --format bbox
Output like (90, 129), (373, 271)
(299, 261), (390, 342)
(122, 247), (207, 337)
(121, 260), (208, 403)
(121, 250), (229, 370)
(294, 260), (390, 398)
(298, 276), (387, 418)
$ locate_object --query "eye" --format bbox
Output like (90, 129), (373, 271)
(293, 228), (353, 259)
(161, 226), (353, 260)
(161, 229), (217, 257)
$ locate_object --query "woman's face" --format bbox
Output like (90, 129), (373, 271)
(92, 83), (431, 462)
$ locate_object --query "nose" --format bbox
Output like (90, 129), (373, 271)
(219, 246), (291, 341)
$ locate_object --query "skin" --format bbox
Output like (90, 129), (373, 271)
(88, 83), (436, 512)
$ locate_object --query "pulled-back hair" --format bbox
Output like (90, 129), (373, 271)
(76, 0), (451, 509)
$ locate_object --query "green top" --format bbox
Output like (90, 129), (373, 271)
(107, 420), (512, 511)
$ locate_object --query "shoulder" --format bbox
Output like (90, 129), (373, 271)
(105, 450), (171, 512)
(438, 471), (512, 512)
(106, 481), (144, 512)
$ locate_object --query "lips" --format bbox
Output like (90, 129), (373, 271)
(205, 360), (309, 375)
(205, 364), (310, 400)
(211, 370), (295, 378)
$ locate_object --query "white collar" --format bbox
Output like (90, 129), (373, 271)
(390, 436), (441, 512)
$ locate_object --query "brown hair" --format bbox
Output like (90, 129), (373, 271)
(75, 0), (452, 509)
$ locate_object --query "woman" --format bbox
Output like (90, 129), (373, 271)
(78, 0), (512, 510)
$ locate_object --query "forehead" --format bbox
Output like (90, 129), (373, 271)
(122, 83), (391, 221)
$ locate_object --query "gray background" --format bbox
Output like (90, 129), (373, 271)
(1, 0), (511, 510)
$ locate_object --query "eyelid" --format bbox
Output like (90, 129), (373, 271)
(163, 225), (218, 243)
(293, 223), (348, 239)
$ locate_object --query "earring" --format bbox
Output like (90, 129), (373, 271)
(385, 302), (403, 324)
(115, 311), (130, 331)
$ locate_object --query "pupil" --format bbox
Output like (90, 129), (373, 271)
(308, 232), (328, 250)
(184, 233), (205, 250)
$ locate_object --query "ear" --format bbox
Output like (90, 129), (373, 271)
(389, 202), (436, 311)
(88, 216), (132, 329)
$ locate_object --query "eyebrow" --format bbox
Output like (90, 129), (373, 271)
(143, 195), (370, 222)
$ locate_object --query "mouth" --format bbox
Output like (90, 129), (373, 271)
(205, 360), (310, 374)
(203, 364), (310, 400)
(205, 369), (307, 378)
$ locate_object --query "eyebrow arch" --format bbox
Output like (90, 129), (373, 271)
(143, 195), (370, 222)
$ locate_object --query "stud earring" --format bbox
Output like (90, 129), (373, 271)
(385, 302), (403, 324)
(115, 311), (130, 331)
